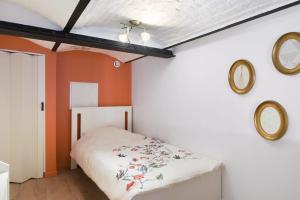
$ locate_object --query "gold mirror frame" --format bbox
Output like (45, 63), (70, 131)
(228, 59), (256, 94)
(272, 32), (300, 75)
(254, 101), (288, 141)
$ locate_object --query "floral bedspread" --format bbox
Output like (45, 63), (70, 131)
(114, 137), (196, 192)
(70, 127), (221, 200)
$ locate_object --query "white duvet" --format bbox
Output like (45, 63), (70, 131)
(70, 127), (221, 200)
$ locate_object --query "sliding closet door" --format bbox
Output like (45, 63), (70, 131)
(9, 53), (43, 183)
(0, 52), (44, 183)
(0, 52), (10, 164)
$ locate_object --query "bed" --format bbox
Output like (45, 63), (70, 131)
(70, 106), (222, 200)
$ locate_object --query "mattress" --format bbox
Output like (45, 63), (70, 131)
(70, 126), (221, 200)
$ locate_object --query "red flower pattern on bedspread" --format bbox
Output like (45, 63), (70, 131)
(114, 137), (195, 192)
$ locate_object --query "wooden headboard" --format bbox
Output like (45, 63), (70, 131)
(71, 106), (132, 169)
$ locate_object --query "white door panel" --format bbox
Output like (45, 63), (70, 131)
(0, 51), (10, 164)
(10, 53), (38, 182)
(37, 56), (45, 178)
(0, 51), (45, 183)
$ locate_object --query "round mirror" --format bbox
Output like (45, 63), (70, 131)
(228, 60), (255, 94)
(272, 32), (300, 75)
(254, 101), (288, 141)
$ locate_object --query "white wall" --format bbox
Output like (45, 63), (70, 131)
(132, 5), (300, 200)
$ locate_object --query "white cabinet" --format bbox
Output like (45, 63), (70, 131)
(0, 161), (9, 200)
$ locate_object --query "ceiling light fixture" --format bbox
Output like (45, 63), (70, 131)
(141, 30), (150, 42)
(118, 27), (129, 43)
(118, 32), (128, 43)
(118, 20), (151, 43)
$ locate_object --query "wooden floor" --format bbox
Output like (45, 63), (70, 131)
(10, 169), (109, 200)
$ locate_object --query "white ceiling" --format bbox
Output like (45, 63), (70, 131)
(75, 0), (297, 47)
(0, 0), (297, 62)
(58, 43), (142, 63)
(3, 0), (79, 28)
(0, 0), (61, 30)
(27, 39), (55, 49)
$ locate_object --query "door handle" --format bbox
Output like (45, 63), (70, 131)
(41, 102), (44, 111)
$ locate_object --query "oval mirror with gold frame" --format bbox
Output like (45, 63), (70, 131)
(228, 59), (255, 94)
(254, 101), (288, 141)
(272, 32), (300, 75)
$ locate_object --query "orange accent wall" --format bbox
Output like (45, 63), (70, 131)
(0, 35), (57, 177)
(0, 35), (132, 173)
(56, 51), (131, 170)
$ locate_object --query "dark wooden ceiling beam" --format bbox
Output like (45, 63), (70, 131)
(52, 0), (91, 51)
(0, 20), (175, 58)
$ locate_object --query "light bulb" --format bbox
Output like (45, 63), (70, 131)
(141, 31), (150, 41)
(118, 32), (128, 43)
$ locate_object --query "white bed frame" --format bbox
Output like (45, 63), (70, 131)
(70, 106), (222, 200)
(71, 106), (132, 169)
